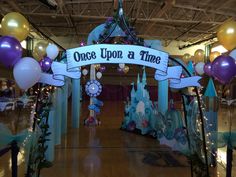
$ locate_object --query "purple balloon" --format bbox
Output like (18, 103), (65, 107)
(0, 36), (22, 67)
(211, 55), (236, 84)
(204, 62), (212, 76)
(99, 66), (106, 72)
(39, 57), (52, 72)
(106, 17), (113, 22)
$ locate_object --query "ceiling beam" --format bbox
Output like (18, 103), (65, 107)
(45, 33), (180, 40)
(5, 0), (22, 12)
(23, 12), (223, 24)
(173, 4), (236, 18)
(64, 0), (157, 4)
(55, 0), (73, 27)
(143, 0), (175, 34)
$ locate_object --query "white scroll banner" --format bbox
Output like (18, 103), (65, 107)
(51, 62), (81, 79)
(38, 44), (201, 88)
(155, 66), (201, 88)
(155, 66), (182, 83)
(66, 44), (169, 75)
(169, 76), (202, 89)
(39, 62), (81, 86)
(39, 73), (64, 86)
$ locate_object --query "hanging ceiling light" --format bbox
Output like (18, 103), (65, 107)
(39, 0), (58, 10)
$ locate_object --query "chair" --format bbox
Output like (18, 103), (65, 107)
(16, 100), (24, 109)
(4, 103), (14, 111)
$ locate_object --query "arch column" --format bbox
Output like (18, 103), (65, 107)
(158, 80), (168, 115)
(61, 78), (69, 134)
(72, 78), (81, 128)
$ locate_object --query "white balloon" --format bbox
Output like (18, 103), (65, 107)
(229, 49), (236, 60)
(96, 72), (102, 79)
(119, 63), (125, 69)
(195, 62), (205, 75)
(13, 57), (42, 90)
(82, 69), (88, 76)
(46, 44), (59, 60)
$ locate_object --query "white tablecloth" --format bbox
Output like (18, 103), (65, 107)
(0, 101), (15, 111)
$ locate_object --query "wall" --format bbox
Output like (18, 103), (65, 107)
(163, 40), (206, 56)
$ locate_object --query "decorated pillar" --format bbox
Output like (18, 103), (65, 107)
(144, 40), (168, 115)
(158, 80), (168, 115)
(89, 64), (96, 117)
(204, 78), (218, 166)
(61, 78), (68, 134)
(45, 108), (55, 161)
(72, 78), (81, 128)
(55, 88), (62, 145)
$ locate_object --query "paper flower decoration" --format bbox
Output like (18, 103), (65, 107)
(85, 80), (102, 97)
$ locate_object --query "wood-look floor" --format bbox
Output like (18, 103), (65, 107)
(0, 101), (235, 177)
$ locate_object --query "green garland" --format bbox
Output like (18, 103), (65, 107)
(187, 153), (208, 177)
(26, 86), (54, 177)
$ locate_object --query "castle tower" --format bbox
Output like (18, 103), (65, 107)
(131, 83), (135, 103)
(137, 73), (140, 84)
(136, 72), (143, 101)
(142, 67), (147, 86)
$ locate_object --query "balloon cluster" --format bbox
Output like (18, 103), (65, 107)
(205, 55), (236, 84)
(194, 49), (205, 63)
(95, 65), (105, 79)
(117, 63), (129, 74)
(39, 43), (59, 72)
(197, 20), (236, 84)
(185, 20), (236, 85)
(182, 49), (205, 64)
(82, 64), (106, 80)
(182, 53), (191, 63)
(0, 12), (59, 90)
(217, 20), (236, 51)
(194, 54), (236, 85)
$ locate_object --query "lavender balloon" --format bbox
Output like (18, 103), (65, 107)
(211, 55), (236, 84)
(203, 62), (212, 76)
(39, 56), (52, 72)
(99, 66), (106, 72)
(117, 67), (123, 73)
(0, 36), (22, 67)
(106, 17), (113, 22)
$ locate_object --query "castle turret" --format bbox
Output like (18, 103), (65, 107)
(131, 83), (135, 102)
(142, 67), (147, 86)
(137, 73), (140, 84)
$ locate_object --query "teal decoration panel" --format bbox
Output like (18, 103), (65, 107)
(45, 109), (55, 161)
(72, 78), (81, 128)
(204, 78), (217, 97)
(158, 80), (168, 115)
(61, 78), (69, 134)
(55, 88), (62, 145)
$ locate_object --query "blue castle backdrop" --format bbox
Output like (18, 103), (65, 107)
(121, 68), (188, 152)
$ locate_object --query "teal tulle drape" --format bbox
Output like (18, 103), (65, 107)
(0, 124), (34, 150)
(212, 132), (236, 149)
(0, 123), (37, 170)
(184, 97), (236, 153)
